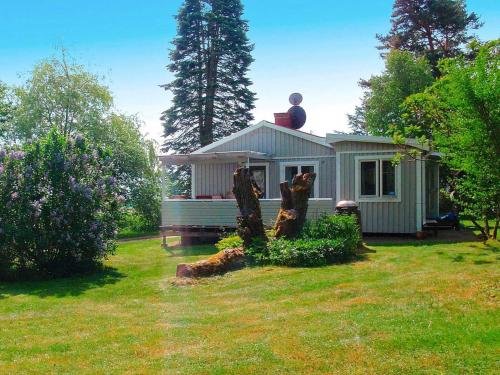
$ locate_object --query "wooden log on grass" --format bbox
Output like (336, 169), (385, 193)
(176, 167), (267, 278)
(275, 173), (316, 239)
(176, 248), (245, 278)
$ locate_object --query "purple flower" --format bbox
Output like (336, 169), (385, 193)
(117, 195), (126, 204)
(82, 154), (89, 162)
(0, 150), (6, 159)
(11, 192), (19, 200)
(10, 151), (25, 160)
(0, 164), (4, 174)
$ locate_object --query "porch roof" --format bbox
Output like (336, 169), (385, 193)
(159, 151), (270, 165)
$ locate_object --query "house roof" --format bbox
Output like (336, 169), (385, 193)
(326, 133), (430, 151)
(159, 151), (270, 165)
(192, 120), (332, 154)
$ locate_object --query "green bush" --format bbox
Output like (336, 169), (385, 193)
(267, 237), (357, 267)
(302, 214), (360, 243)
(215, 233), (243, 251)
(0, 130), (121, 279)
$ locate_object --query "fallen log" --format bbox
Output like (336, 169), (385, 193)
(176, 247), (245, 278)
(275, 172), (316, 239)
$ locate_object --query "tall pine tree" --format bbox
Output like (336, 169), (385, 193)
(348, 0), (481, 134)
(162, 0), (255, 194)
(377, 0), (481, 75)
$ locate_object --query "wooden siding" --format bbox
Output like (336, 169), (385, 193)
(209, 125), (334, 157)
(194, 162), (238, 197)
(162, 199), (335, 228)
(338, 151), (417, 233)
(193, 126), (336, 199)
(194, 157), (336, 199)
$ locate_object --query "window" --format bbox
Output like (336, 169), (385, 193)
(280, 162), (319, 198)
(356, 157), (400, 202)
(249, 164), (269, 198)
(360, 161), (377, 196)
(382, 160), (396, 196)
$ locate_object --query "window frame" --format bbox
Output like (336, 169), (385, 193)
(248, 162), (270, 199)
(355, 155), (401, 203)
(279, 161), (320, 198)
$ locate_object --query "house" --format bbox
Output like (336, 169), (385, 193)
(159, 120), (439, 241)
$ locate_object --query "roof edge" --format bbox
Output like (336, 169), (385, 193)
(326, 134), (429, 151)
(192, 121), (332, 154)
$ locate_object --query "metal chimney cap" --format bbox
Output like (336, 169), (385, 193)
(336, 200), (358, 208)
(289, 93), (303, 106)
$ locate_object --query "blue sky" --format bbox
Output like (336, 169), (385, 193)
(1, 1), (498, 140)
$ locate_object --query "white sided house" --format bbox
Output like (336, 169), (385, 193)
(160, 120), (439, 238)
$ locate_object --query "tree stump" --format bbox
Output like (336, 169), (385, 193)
(232, 167), (268, 247)
(275, 173), (316, 239)
(175, 167), (268, 278)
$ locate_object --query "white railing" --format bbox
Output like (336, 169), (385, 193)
(161, 198), (334, 228)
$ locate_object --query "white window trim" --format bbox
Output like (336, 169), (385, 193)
(248, 162), (270, 199)
(355, 155), (401, 203)
(279, 161), (320, 198)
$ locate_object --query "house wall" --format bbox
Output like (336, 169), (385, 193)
(194, 125), (336, 199)
(209, 125), (334, 157)
(336, 141), (417, 233)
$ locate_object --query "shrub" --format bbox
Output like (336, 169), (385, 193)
(267, 237), (357, 267)
(0, 129), (122, 279)
(215, 233), (243, 251)
(302, 214), (360, 245)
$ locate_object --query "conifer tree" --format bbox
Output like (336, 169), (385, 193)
(162, 0), (255, 193)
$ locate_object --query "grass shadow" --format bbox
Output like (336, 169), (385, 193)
(166, 244), (220, 258)
(0, 266), (125, 299)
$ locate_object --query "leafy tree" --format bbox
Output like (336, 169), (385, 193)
(0, 82), (15, 141)
(162, 0), (256, 193)
(11, 54), (112, 141)
(349, 50), (434, 136)
(377, 0), (482, 74)
(433, 40), (499, 238)
(2, 55), (161, 231)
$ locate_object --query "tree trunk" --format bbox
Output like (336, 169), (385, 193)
(275, 173), (316, 239)
(175, 167), (267, 279)
(483, 210), (491, 239)
(493, 207), (499, 240)
(232, 167), (268, 247)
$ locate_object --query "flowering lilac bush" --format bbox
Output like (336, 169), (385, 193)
(0, 130), (122, 279)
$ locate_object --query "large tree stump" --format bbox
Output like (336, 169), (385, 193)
(175, 167), (268, 278)
(176, 248), (245, 278)
(232, 167), (268, 247)
(275, 173), (316, 239)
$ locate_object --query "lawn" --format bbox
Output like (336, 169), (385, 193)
(0, 237), (498, 374)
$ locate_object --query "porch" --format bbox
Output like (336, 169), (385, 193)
(161, 198), (335, 231)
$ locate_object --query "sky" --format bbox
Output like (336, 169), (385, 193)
(0, 0), (498, 141)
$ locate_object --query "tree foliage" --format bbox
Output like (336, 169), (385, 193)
(349, 50), (434, 136)
(162, 0), (256, 193)
(434, 40), (499, 238)
(10, 55), (113, 141)
(377, 0), (481, 74)
(1, 55), (161, 231)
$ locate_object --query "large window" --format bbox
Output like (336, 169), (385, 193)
(280, 162), (319, 198)
(249, 164), (269, 198)
(356, 157), (400, 202)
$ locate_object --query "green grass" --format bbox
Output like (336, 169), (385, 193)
(0, 237), (499, 374)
